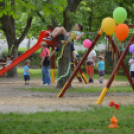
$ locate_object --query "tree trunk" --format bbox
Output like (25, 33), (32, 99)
(0, 1), (32, 77)
(56, 43), (71, 88)
(7, 43), (19, 77)
(56, 0), (82, 88)
(27, 39), (31, 50)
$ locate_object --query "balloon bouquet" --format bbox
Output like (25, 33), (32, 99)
(83, 7), (129, 49)
(102, 7), (129, 42)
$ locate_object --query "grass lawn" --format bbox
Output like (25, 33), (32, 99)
(17, 68), (58, 79)
(0, 105), (134, 134)
(18, 86), (133, 93)
(17, 68), (128, 81)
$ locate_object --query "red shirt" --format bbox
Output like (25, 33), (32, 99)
(40, 48), (50, 57)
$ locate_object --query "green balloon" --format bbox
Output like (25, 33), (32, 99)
(113, 7), (127, 24)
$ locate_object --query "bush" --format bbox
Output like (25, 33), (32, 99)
(1, 47), (131, 73)
(1, 48), (42, 67)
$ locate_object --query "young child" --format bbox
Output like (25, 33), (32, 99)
(99, 51), (105, 61)
(97, 56), (105, 83)
(86, 49), (96, 83)
(129, 53), (134, 82)
(43, 24), (84, 42)
(24, 59), (30, 85)
(5, 55), (13, 67)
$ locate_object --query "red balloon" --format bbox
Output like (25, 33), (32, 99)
(115, 24), (129, 41)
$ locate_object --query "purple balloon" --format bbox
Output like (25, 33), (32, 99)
(129, 44), (134, 53)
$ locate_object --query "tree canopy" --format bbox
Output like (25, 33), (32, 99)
(0, 0), (134, 78)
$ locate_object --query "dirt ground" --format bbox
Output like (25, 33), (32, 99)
(0, 78), (133, 113)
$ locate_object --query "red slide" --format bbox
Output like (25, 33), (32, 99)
(0, 31), (57, 76)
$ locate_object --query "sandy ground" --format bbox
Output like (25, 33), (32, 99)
(0, 78), (133, 113)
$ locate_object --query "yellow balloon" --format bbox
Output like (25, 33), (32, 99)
(101, 17), (116, 35)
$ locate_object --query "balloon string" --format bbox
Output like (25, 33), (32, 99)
(113, 81), (116, 134)
(111, 43), (114, 69)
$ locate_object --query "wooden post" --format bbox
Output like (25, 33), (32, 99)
(96, 34), (134, 104)
(51, 41), (55, 84)
(108, 36), (134, 89)
(75, 60), (89, 84)
(71, 63), (83, 82)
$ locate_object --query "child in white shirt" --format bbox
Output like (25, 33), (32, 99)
(129, 53), (134, 82)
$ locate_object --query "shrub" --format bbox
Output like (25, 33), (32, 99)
(1, 48), (42, 67)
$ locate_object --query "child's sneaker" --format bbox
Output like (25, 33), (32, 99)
(99, 79), (102, 83)
(48, 32), (53, 38)
(89, 78), (94, 83)
(25, 83), (30, 85)
(43, 37), (52, 41)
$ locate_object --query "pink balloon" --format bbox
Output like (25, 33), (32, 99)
(83, 39), (92, 48)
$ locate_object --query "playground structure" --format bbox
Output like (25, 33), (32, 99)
(0, 30), (88, 84)
(57, 24), (134, 102)
(0, 31), (57, 77)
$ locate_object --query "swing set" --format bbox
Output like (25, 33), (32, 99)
(57, 7), (134, 106)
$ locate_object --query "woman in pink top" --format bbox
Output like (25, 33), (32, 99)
(40, 42), (51, 85)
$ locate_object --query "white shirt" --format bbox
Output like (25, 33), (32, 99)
(87, 50), (96, 63)
(129, 58), (134, 71)
(6, 60), (12, 66)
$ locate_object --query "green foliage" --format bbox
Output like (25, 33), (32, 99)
(0, 0), (67, 39)
(1, 48), (42, 66)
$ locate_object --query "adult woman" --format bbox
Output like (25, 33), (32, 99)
(40, 42), (51, 85)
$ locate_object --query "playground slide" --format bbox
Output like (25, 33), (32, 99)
(0, 31), (46, 76)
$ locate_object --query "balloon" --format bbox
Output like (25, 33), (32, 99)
(115, 24), (129, 41)
(83, 39), (92, 48)
(113, 7), (127, 24)
(129, 44), (134, 53)
(101, 17), (116, 35)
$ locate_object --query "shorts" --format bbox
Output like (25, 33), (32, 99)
(86, 65), (94, 75)
(24, 75), (30, 81)
(99, 70), (105, 77)
(130, 71), (134, 77)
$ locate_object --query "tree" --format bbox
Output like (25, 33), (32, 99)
(0, 0), (66, 77)
(56, 0), (82, 88)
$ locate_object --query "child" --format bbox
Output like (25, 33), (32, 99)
(97, 56), (105, 83)
(40, 42), (51, 85)
(24, 59), (31, 85)
(5, 55), (13, 67)
(129, 54), (134, 82)
(99, 50), (105, 61)
(48, 42), (76, 63)
(86, 49), (96, 83)
(43, 24), (84, 42)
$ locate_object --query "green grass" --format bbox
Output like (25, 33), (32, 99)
(0, 105), (134, 134)
(17, 68), (58, 79)
(18, 86), (133, 93)
(17, 68), (128, 81)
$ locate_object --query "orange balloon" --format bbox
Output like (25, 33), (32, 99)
(115, 24), (129, 41)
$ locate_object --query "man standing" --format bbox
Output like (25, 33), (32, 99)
(86, 49), (96, 83)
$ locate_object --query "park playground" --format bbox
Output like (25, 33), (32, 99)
(0, 1), (134, 134)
